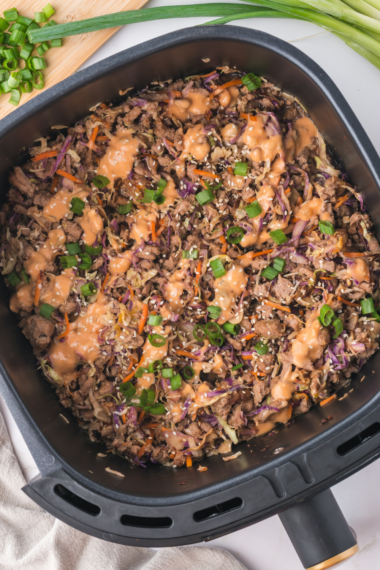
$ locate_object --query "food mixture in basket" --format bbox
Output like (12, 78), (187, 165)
(2, 68), (380, 470)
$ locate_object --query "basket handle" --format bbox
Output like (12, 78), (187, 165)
(279, 488), (358, 569)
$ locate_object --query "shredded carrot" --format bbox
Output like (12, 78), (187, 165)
(263, 299), (291, 313)
(209, 78), (242, 100)
(291, 217), (299, 224)
(151, 221), (156, 242)
(170, 451), (176, 459)
(87, 126), (99, 151)
(220, 235), (226, 245)
(138, 304), (148, 335)
(320, 394), (337, 407)
(343, 251), (369, 257)
(200, 70), (218, 78)
(126, 284), (134, 300)
(287, 404), (293, 420)
(251, 370), (266, 377)
(193, 169), (218, 179)
(194, 259), (202, 295)
(99, 103), (107, 109)
(50, 174), (59, 194)
(334, 194), (350, 209)
(239, 112), (249, 120)
(97, 196), (103, 206)
(227, 166), (234, 175)
(126, 361), (134, 372)
(220, 235), (227, 254)
(164, 138), (174, 146)
(137, 434), (153, 458)
(145, 423), (159, 429)
(320, 276), (334, 280)
(294, 392), (309, 401)
(337, 296), (360, 307)
(118, 295), (122, 302)
(101, 272), (110, 293)
(243, 333), (256, 341)
(238, 248), (273, 260)
(285, 188), (291, 195)
(96, 135), (110, 141)
(176, 349), (200, 360)
(242, 354), (253, 361)
(304, 225), (318, 235)
(121, 414), (126, 424)
(156, 220), (167, 237)
(31, 150), (58, 162)
(299, 309), (304, 317)
(186, 456), (193, 468)
(56, 169), (83, 184)
(138, 411), (145, 423)
(122, 370), (135, 383)
(57, 312), (70, 339)
(34, 272), (43, 306)
(200, 179), (208, 189)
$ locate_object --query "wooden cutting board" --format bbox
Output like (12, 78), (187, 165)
(0, 0), (150, 120)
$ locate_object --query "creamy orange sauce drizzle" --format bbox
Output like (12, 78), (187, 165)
(40, 269), (74, 308)
(109, 251), (133, 276)
(153, 178), (179, 210)
(297, 197), (322, 221)
(42, 188), (89, 222)
(292, 313), (323, 368)
(98, 129), (140, 187)
(10, 283), (34, 313)
(218, 86), (239, 108)
(221, 123), (239, 143)
(128, 209), (157, 245)
(240, 217), (269, 248)
(214, 263), (248, 324)
(48, 292), (111, 377)
(24, 228), (66, 282)
(240, 113), (283, 165)
(168, 92), (210, 122)
(164, 258), (191, 313)
(285, 116), (318, 162)
(347, 258), (370, 283)
(180, 124), (210, 162)
(138, 325), (170, 390)
(79, 207), (104, 246)
(271, 368), (298, 401)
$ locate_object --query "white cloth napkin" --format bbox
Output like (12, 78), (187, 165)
(0, 411), (247, 570)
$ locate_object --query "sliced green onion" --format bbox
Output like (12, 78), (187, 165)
(210, 258), (226, 279)
(232, 363), (243, 371)
(50, 38), (62, 47)
(319, 220), (335, 235)
(205, 322), (222, 338)
(146, 389), (155, 405)
(7, 270), (21, 287)
(182, 249), (198, 259)
(135, 367), (148, 378)
(3, 60), (18, 71)
(269, 229), (288, 245)
(139, 388), (148, 406)
(78, 253), (92, 271)
(17, 15), (33, 27)
(20, 42), (33, 59)
(372, 309), (380, 323)
(153, 193), (166, 205)
(148, 333), (166, 348)
(85, 244), (103, 255)
(0, 33), (4, 44)
(170, 373), (182, 390)
(81, 282), (97, 297)
(208, 334), (224, 347)
(60, 255), (77, 269)
(66, 242), (81, 255)
(35, 12), (47, 23)
(142, 189), (155, 203)
(226, 226), (245, 244)
(118, 202), (132, 214)
(242, 72), (261, 91)
(255, 341), (268, 355)
(9, 89), (20, 106)
(332, 317), (344, 339)
(119, 381), (136, 399)
(4, 8), (18, 22)
(20, 69), (33, 80)
(193, 324), (207, 342)
(92, 174), (110, 188)
(31, 56), (47, 69)
(205, 180), (222, 191)
(162, 368), (174, 378)
(262, 266), (279, 280)
(10, 23), (27, 32)
(4, 48), (16, 60)
(245, 200), (262, 218)
(32, 70), (44, 90)
(2, 32), (11, 44)
(234, 161), (248, 176)
(182, 366), (194, 379)
(8, 71), (21, 88)
(157, 177), (167, 193)
(40, 303), (55, 319)
(149, 403), (166, 415)
(43, 3), (56, 18)
(148, 315), (163, 326)
(148, 360), (163, 373)
(196, 188), (215, 206)
(20, 79), (33, 93)
(273, 257), (285, 273)
(10, 29), (25, 45)
(208, 135), (215, 148)
(207, 305), (222, 319)
(37, 42), (49, 56)
(0, 17), (8, 32)
(1, 80), (11, 93)
(21, 269), (30, 284)
(361, 297), (375, 315)
(223, 322), (240, 335)
(319, 304), (335, 327)
(70, 197), (85, 215)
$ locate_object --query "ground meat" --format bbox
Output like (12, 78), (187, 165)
(9, 167), (37, 197)
(271, 275), (294, 304)
(62, 220), (83, 242)
(254, 318), (284, 339)
(21, 315), (55, 350)
(228, 404), (245, 429)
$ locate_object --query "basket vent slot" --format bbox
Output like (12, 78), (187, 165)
(120, 514), (173, 528)
(337, 422), (380, 456)
(54, 484), (100, 516)
(193, 497), (242, 522)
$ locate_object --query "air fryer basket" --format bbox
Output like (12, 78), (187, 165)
(1, 26), (380, 569)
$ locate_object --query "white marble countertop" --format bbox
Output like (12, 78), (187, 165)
(2, 1), (380, 568)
